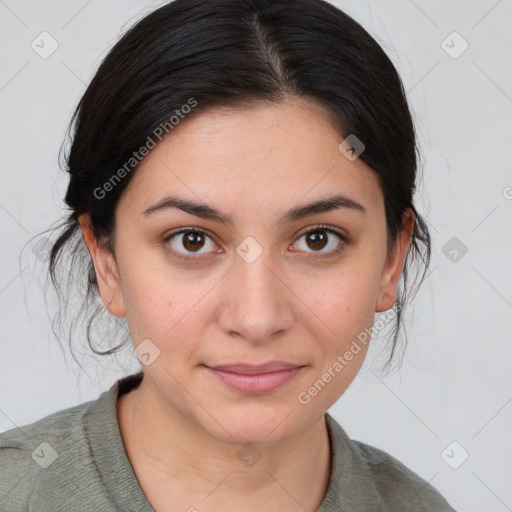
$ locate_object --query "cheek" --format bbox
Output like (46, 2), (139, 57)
(115, 249), (173, 343)
(302, 274), (377, 401)
(305, 262), (381, 340)
(118, 256), (215, 353)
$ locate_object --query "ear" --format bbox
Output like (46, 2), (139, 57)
(78, 214), (126, 317)
(375, 208), (415, 313)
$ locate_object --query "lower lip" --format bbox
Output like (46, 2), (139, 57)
(204, 366), (305, 393)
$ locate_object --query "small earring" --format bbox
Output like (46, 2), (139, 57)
(108, 298), (112, 305)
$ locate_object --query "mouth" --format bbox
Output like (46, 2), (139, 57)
(202, 362), (306, 394)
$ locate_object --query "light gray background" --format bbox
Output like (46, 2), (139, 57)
(1, 1), (511, 511)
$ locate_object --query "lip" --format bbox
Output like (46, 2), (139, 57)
(207, 361), (303, 374)
(203, 362), (306, 394)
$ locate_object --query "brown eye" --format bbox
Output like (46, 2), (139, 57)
(165, 229), (218, 260)
(182, 231), (206, 252)
(305, 231), (329, 251)
(292, 225), (347, 257)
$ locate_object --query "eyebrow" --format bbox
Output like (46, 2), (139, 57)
(142, 193), (366, 225)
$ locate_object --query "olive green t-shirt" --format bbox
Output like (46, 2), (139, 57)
(0, 372), (456, 511)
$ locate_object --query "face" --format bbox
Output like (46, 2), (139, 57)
(80, 97), (412, 446)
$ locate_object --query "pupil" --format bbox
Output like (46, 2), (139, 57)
(308, 231), (327, 251)
(183, 231), (204, 252)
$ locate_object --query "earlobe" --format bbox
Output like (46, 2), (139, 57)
(375, 209), (415, 313)
(78, 214), (126, 317)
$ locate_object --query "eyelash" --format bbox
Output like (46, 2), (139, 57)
(162, 224), (350, 263)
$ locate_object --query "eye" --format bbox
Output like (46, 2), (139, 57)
(163, 224), (349, 263)
(291, 224), (348, 258)
(163, 228), (219, 261)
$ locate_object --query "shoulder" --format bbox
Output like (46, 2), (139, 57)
(0, 399), (97, 511)
(325, 413), (457, 511)
(353, 440), (456, 510)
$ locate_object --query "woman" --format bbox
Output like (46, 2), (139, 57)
(0, 0), (456, 510)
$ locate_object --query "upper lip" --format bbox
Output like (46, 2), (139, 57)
(205, 362), (305, 375)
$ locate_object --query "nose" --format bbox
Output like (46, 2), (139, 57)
(217, 247), (294, 344)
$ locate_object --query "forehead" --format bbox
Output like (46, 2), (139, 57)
(118, 98), (383, 220)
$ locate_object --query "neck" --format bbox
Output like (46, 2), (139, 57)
(117, 375), (332, 510)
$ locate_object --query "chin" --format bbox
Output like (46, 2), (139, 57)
(199, 403), (308, 447)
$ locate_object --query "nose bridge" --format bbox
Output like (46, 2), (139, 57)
(236, 248), (278, 299)
(219, 238), (293, 341)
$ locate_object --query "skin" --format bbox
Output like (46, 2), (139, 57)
(79, 96), (414, 512)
